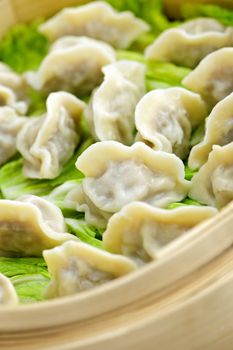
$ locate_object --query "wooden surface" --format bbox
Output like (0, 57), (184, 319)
(0, 0), (16, 37)
(0, 0), (233, 349)
(10, 0), (91, 22)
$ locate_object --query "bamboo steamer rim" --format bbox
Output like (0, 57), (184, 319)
(0, 0), (233, 349)
(0, 201), (233, 332)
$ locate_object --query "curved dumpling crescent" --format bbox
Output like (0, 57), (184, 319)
(145, 18), (233, 68)
(69, 141), (190, 227)
(85, 60), (146, 145)
(189, 143), (233, 208)
(0, 195), (77, 257)
(135, 87), (207, 159)
(25, 36), (116, 97)
(17, 91), (85, 179)
(0, 63), (27, 100)
(39, 1), (149, 48)
(189, 93), (233, 170)
(0, 107), (27, 165)
(103, 202), (218, 265)
(0, 85), (27, 115)
(0, 63), (28, 114)
(0, 273), (18, 305)
(182, 48), (233, 107)
(43, 240), (137, 298)
(65, 181), (111, 229)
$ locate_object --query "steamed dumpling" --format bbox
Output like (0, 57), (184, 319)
(85, 60), (146, 145)
(0, 85), (27, 115)
(66, 141), (190, 227)
(39, 1), (149, 48)
(0, 107), (27, 165)
(0, 63), (28, 114)
(145, 18), (233, 68)
(25, 36), (116, 97)
(135, 87), (207, 159)
(0, 195), (77, 257)
(189, 143), (233, 208)
(189, 93), (233, 170)
(43, 240), (137, 298)
(0, 63), (27, 101)
(17, 91), (85, 179)
(103, 202), (218, 265)
(0, 273), (18, 305)
(182, 48), (233, 107)
(65, 182), (112, 229)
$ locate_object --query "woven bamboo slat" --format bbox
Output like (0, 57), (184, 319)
(0, 1), (233, 349)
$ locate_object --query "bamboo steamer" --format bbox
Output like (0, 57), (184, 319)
(0, 1), (233, 349)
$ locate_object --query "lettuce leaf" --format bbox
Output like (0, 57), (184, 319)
(27, 88), (47, 116)
(11, 274), (50, 303)
(167, 197), (204, 209)
(105, 0), (171, 33)
(190, 121), (205, 147)
(0, 257), (48, 277)
(117, 50), (191, 87)
(0, 257), (50, 303)
(66, 219), (104, 249)
(0, 20), (49, 73)
(184, 165), (198, 181)
(181, 4), (233, 27)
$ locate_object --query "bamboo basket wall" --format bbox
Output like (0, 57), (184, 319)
(0, 1), (233, 349)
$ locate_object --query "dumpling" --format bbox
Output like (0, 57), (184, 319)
(67, 141), (190, 227)
(0, 85), (27, 115)
(189, 143), (233, 208)
(0, 63), (28, 114)
(182, 48), (233, 107)
(189, 93), (233, 170)
(0, 195), (77, 257)
(0, 63), (27, 100)
(65, 182), (112, 229)
(0, 107), (27, 165)
(43, 240), (137, 298)
(103, 202), (218, 265)
(135, 87), (207, 159)
(39, 1), (149, 49)
(25, 36), (116, 96)
(17, 91), (85, 179)
(85, 60), (146, 145)
(0, 273), (18, 305)
(145, 18), (233, 68)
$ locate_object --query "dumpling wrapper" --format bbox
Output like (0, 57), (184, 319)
(0, 195), (77, 257)
(25, 36), (116, 97)
(67, 141), (190, 227)
(103, 202), (218, 265)
(85, 60), (146, 145)
(145, 18), (233, 68)
(43, 240), (137, 298)
(189, 143), (233, 208)
(0, 62), (28, 114)
(135, 87), (207, 159)
(17, 91), (85, 179)
(0, 106), (27, 165)
(0, 273), (18, 305)
(189, 93), (233, 170)
(0, 85), (27, 115)
(39, 1), (149, 48)
(65, 181), (112, 229)
(182, 48), (233, 107)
